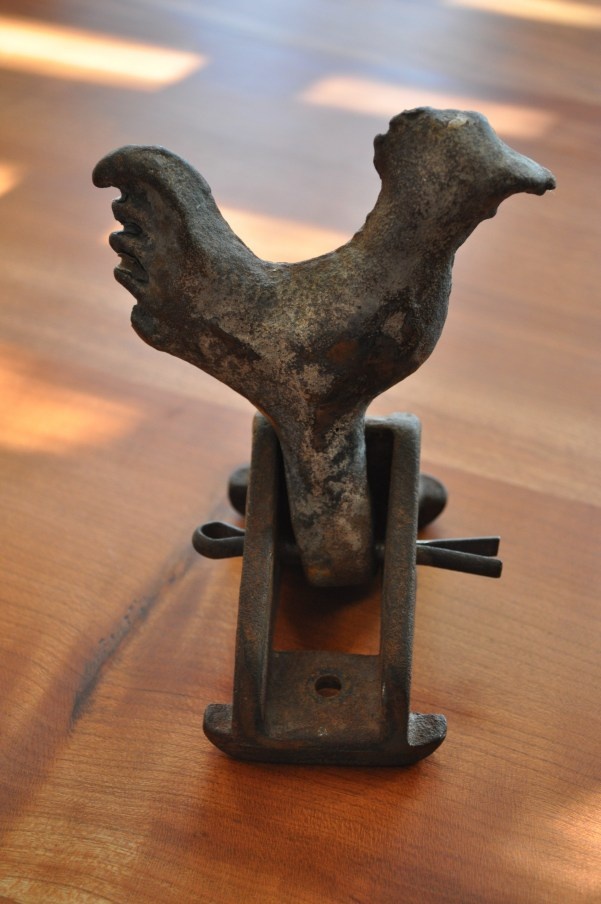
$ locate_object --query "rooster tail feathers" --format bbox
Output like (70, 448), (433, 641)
(92, 145), (218, 214)
(93, 145), (256, 258)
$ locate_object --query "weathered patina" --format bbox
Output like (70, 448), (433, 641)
(94, 108), (555, 587)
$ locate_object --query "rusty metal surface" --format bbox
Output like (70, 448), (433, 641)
(226, 465), (449, 532)
(93, 108), (555, 587)
(204, 414), (449, 765)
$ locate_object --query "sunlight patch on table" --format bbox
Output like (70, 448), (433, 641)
(499, 792), (601, 898)
(0, 162), (23, 199)
(221, 206), (349, 262)
(300, 76), (556, 140)
(0, 351), (141, 453)
(445, 0), (601, 28)
(0, 16), (206, 89)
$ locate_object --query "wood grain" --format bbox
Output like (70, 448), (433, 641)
(0, 1), (599, 901)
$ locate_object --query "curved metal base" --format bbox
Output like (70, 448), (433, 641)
(204, 703), (446, 766)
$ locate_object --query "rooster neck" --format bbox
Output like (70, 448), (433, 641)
(334, 189), (456, 307)
(356, 186), (458, 260)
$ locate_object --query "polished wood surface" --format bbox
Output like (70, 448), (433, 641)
(0, 2), (599, 901)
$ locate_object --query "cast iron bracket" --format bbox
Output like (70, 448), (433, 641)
(195, 413), (501, 765)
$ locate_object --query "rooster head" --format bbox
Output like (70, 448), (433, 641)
(373, 107), (555, 245)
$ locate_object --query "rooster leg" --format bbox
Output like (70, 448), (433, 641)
(275, 409), (375, 588)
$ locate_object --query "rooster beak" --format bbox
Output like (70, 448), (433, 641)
(521, 165), (556, 196)
(507, 152), (556, 196)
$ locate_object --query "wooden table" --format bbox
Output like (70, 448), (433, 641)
(1, 2), (599, 901)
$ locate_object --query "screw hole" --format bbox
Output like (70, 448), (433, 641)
(315, 675), (342, 698)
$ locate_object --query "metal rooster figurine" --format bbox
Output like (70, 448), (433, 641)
(94, 108), (555, 764)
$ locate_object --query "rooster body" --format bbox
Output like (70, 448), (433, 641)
(94, 108), (555, 586)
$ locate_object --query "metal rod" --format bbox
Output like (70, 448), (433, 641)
(193, 522), (502, 578)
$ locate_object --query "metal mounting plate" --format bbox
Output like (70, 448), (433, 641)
(204, 414), (447, 765)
